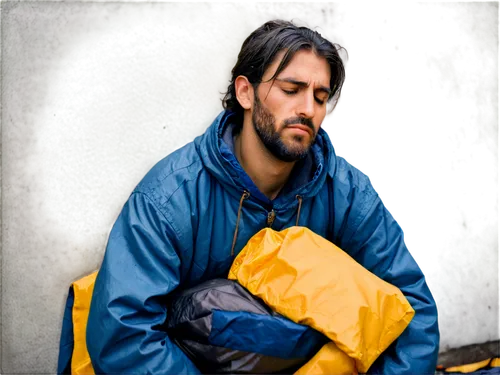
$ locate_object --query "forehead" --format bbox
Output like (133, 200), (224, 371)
(263, 49), (331, 88)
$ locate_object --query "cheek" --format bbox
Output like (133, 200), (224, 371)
(314, 116), (327, 133)
(314, 112), (326, 126)
(266, 103), (289, 124)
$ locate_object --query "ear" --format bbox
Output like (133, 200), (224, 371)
(235, 75), (254, 110)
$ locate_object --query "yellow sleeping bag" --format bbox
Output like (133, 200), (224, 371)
(228, 226), (415, 374)
(69, 271), (97, 375)
(65, 227), (413, 374)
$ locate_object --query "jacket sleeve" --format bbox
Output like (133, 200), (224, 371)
(87, 192), (201, 375)
(341, 184), (440, 375)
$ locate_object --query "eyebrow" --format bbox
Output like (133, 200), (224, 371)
(275, 78), (331, 95)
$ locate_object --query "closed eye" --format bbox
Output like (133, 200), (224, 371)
(315, 97), (326, 105)
(283, 90), (325, 104)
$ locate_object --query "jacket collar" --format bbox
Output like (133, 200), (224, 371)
(195, 110), (337, 207)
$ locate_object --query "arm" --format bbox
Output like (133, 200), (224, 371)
(87, 192), (201, 375)
(340, 184), (439, 374)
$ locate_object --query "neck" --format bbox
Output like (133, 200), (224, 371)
(234, 122), (296, 200)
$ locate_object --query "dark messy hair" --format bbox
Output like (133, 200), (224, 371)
(222, 19), (347, 122)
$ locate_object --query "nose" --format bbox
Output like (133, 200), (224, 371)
(297, 92), (316, 118)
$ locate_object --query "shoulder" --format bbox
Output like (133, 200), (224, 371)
(328, 155), (382, 247)
(132, 141), (205, 211)
(332, 156), (378, 202)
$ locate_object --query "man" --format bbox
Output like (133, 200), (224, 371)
(87, 20), (439, 374)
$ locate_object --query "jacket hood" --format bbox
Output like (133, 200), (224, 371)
(194, 110), (337, 208)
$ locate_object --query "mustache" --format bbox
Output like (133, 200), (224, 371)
(282, 117), (315, 132)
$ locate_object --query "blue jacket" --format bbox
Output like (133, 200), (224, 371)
(87, 110), (439, 374)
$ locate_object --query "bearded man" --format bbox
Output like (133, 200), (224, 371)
(87, 19), (440, 374)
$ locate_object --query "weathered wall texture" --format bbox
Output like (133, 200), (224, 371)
(1, 2), (498, 372)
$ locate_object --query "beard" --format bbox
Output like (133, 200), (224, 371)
(252, 93), (317, 162)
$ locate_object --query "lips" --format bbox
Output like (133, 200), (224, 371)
(286, 124), (313, 136)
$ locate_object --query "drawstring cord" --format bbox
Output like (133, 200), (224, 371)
(231, 192), (302, 256)
(295, 195), (303, 226)
(231, 190), (250, 257)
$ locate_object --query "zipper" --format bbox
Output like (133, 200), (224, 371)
(267, 209), (276, 227)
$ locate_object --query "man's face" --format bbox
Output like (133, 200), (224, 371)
(251, 49), (331, 162)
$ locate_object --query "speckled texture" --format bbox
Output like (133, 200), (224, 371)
(0, 2), (497, 372)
